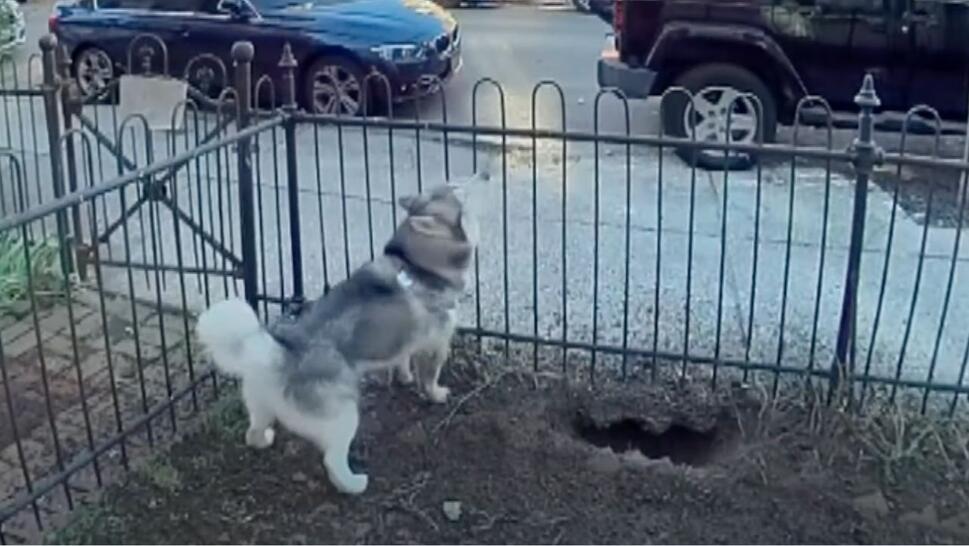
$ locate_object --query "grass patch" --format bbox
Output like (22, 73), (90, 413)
(44, 502), (127, 545)
(142, 460), (182, 493)
(0, 232), (64, 312)
(202, 387), (247, 440)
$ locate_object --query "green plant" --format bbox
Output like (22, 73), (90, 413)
(143, 460), (183, 493)
(0, 232), (65, 311)
(0, 1), (20, 50)
(44, 502), (126, 545)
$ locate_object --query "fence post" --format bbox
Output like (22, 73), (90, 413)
(232, 41), (259, 310)
(831, 74), (882, 397)
(55, 43), (87, 280)
(39, 35), (74, 273)
(280, 43), (304, 315)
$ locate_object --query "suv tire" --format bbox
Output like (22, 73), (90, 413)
(661, 63), (777, 171)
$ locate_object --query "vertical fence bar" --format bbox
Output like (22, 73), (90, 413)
(233, 41), (258, 309)
(831, 75), (881, 397)
(280, 43), (304, 313)
(956, 89), (969, 208)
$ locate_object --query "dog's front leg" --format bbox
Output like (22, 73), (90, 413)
(383, 357), (415, 386)
(416, 345), (450, 404)
(242, 381), (276, 449)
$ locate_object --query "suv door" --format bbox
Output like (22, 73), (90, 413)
(901, 0), (969, 120)
(777, 0), (908, 110)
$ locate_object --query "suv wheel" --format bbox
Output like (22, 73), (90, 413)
(661, 63), (777, 171)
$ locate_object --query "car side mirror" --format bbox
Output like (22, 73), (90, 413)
(217, 0), (252, 20)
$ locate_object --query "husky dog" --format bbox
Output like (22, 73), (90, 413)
(195, 180), (480, 495)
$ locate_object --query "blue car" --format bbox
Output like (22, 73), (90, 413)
(49, 0), (462, 115)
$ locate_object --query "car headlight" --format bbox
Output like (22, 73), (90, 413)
(370, 44), (427, 63)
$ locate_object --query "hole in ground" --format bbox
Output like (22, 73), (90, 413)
(573, 415), (736, 467)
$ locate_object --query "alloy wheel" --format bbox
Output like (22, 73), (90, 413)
(310, 64), (362, 115)
(682, 86), (759, 149)
(75, 48), (113, 98)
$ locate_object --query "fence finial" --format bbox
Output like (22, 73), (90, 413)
(231, 41), (255, 64)
(854, 73), (881, 111)
(279, 42), (297, 69)
(279, 42), (298, 111)
(38, 34), (56, 52)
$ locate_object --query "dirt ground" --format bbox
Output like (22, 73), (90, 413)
(48, 338), (969, 545)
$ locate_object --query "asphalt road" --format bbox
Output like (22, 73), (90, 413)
(408, 4), (660, 134)
(9, 0), (653, 134)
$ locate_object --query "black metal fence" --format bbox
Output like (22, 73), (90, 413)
(0, 32), (968, 541)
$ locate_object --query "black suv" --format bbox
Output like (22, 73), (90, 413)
(598, 0), (969, 169)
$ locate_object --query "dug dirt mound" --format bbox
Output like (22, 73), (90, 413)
(50, 350), (968, 545)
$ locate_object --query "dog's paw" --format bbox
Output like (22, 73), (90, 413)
(427, 385), (450, 404)
(332, 473), (369, 495)
(246, 427), (275, 449)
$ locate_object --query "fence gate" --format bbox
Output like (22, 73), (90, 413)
(47, 34), (250, 298)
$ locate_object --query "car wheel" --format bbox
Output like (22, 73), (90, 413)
(304, 56), (368, 116)
(661, 63), (777, 171)
(435, 0), (461, 8)
(74, 46), (114, 98)
(570, 0), (591, 12)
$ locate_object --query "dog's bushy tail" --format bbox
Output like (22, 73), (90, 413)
(195, 298), (283, 379)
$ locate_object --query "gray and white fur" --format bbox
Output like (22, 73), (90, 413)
(195, 179), (482, 495)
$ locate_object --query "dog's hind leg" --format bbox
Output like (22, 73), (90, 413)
(242, 381), (276, 449)
(416, 345), (450, 404)
(313, 398), (368, 495)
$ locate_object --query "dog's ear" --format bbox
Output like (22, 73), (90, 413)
(407, 215), (452, 239)
(398, 194), (428, 213)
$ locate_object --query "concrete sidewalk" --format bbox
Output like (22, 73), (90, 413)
(57, 119), (968, 394)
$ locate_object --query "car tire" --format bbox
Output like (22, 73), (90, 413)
(73, 46), (115, 99)
(303, 56), (370, 116)
(660, 63), (777, 171)
(571, 0), (591, 12)
(435, 0), (461, 9)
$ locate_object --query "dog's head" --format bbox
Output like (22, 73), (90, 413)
(386, 175), (487, 288)
(396, 175), (485, 248)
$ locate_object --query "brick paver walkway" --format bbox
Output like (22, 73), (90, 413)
(0, 285), (203, 540)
